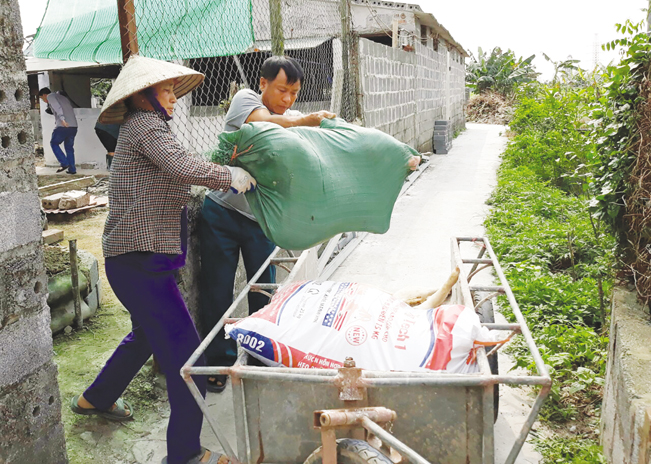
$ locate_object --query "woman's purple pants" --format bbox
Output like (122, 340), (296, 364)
(83, 224), (207, 464)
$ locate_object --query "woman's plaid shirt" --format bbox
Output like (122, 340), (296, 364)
(102, 110), (231, 258)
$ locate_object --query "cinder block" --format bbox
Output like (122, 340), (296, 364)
(0, 242), (47, 327)
(0, 191), (42, 253)
(58, 190), (90, 210)
(0, 156), (37, 194)
(0, 361), (67, 464)
(0, 116), (34, 162)
(0, 309), (53, 388)
(42, 192), (65, 209)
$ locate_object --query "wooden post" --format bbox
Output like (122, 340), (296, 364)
(269, 0), (284, 56)
(69, 240), (83, 329)
(340, 0), (352, 121)
(117, 0), (139, 63)
(392, 19), (399, 49)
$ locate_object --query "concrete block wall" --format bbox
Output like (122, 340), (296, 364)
(358, 38), (418, 148)
(414, 41), (449, 151)
(448, 49), (467, 137)
(358, 37), (466, 153)
(601, 288), (651, 464)
(0, 0), (68, 462)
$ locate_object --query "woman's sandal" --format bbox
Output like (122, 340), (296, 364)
(161, 447), (230, 464)
(206, 375), (228, 393)
(70, 394), (134, 422)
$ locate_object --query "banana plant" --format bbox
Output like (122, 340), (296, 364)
(466, 47), (539, 95)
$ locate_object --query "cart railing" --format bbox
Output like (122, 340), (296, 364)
(181, 233), (551, 464)
(451, 236), (551, 464)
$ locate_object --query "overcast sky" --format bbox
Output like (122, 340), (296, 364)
(17, 0), (649, 80)
(418, 0), (648, 80)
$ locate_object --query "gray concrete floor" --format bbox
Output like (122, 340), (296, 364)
(88, 123), (543, 463)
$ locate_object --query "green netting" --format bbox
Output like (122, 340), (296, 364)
(209, 118), (418, 250)
(33, 0), (254, 63)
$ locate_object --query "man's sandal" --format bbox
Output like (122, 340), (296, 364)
(161, 447), (230, 464)
(206, 375), (228, 393)
(70, 394), (134, 422)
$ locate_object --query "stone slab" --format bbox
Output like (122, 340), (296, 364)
(42, 228), (64, 245)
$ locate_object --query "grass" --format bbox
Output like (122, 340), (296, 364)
(48, 209), (167, 463)
(485, 158), (611, 462)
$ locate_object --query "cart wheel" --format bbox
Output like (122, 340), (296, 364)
(474, 292), (500, 423)
(304, 438), (393, 464)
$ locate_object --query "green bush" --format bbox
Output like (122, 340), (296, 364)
(485, 75), (614, 462)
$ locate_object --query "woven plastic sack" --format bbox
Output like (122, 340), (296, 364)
(210, 118), (418, 250)
(225, 280), (497, 373)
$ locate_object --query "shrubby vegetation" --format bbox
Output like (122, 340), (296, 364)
(476, 22), (651, 463)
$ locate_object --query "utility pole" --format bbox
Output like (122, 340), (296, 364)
(270, 0), (284, 56)
(648, 0), (651, 32)
(117, 0), (139, 63)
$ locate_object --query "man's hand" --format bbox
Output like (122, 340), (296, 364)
(303, 111), (336, 126)
(408, 155), (421, 171)
(61, 120), (69, 128)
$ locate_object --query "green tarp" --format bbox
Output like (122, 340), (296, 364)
(211, 118), (418, 250)
(33, 0), (254, 63)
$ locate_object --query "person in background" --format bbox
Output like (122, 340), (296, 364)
(39, 87), (78, 174)
(69, 55), (255, 464)
(198, 55), (336, 393)
(94, 120), (121, 169)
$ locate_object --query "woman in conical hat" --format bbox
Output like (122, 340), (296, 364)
(70, 55), (250, 464)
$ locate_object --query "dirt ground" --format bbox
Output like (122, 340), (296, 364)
(48, 208), (170, 463)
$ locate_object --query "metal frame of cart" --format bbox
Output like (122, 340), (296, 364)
(181, 236), (551, 464)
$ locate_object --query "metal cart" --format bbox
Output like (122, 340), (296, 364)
(181, 236), (551, 464)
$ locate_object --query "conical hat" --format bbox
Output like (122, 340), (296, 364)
(99, 55), (204, 124)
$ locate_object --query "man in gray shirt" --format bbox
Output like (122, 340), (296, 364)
(199, 56), (335, 392)
(39, 87), (78, 174)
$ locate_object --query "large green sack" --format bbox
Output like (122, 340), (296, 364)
(210, 118), (418, 250)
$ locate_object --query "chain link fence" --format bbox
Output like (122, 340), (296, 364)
(115, 0), (358, 160)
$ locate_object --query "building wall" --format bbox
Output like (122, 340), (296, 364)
(357, 37), (466, 152)
(0, 0), (68, 462)
(601, 288), (651, 464)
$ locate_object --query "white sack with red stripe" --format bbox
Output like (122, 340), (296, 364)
(225, 280), (497, 373)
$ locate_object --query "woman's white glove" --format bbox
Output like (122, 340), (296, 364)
(226, 166), (257, 194)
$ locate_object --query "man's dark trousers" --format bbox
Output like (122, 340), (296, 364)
(50, 126), (78, 173)
(199, 197), (276, 366)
